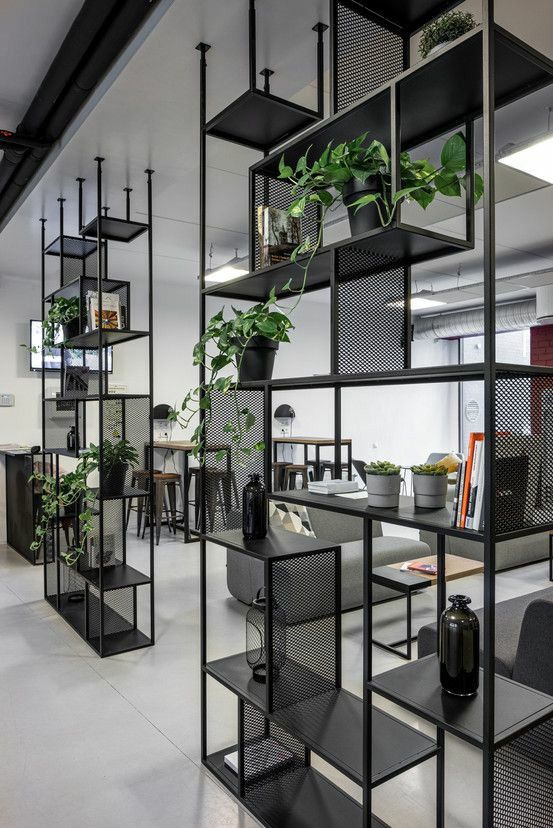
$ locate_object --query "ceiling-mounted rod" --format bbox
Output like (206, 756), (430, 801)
(260, 68), (274, 94)
(124, 187), (132, 221)
(58, 197), (66, 286)
(313, 23), (329, 118)
(249, 0), (257, 90)
(76, 177), (85, 232)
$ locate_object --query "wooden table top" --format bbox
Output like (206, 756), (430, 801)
(152, 440), (229, 452)
(388, 553), (484, 585)
(272, 436), (352, 445)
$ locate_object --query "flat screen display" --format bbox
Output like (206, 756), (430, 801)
(29, 320), (113, 372)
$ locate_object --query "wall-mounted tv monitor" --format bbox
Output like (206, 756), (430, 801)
(29, 320), (113, 372)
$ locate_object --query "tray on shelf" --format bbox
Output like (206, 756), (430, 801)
(204, 527), (337, 560)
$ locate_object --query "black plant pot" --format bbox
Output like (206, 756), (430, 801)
(102, 462), (129, 496)
(62, 317), (80, 343)
(342, 176), (382, 237)
(439, 594), (480, 697)
(238, 336), (279, 383)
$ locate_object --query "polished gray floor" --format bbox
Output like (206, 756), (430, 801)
(0, 528), (550, 827)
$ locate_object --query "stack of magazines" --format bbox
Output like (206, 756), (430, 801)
(451, 432), (485, 530)
(308, 479), (359, 495)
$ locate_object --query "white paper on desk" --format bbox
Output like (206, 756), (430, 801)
(335, 491), (367, 499)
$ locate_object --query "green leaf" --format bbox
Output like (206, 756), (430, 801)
(244, 412), (255, 430)
(461, 172), (484, 202)
(440, 132), (467, 173)
(434, 172), (461, 197)
(278, 155), (293, 179)
(409, 187), (436, 209)
(348, 193), (380, 214)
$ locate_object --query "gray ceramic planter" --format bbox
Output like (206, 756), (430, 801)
(413, 473), (448, 509)
(366, 473), (401, 508)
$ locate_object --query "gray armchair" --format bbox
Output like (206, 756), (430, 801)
(227, 505), (432, 610)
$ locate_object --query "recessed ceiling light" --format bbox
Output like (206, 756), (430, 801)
(498, 133), (553, 184)
(388, 293), (446, 310)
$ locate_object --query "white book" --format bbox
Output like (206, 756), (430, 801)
(472, 441), (486, 531)
(87, 290), (121, 331)
(465, 440), (482, 529)
(308, 479), (359, 495)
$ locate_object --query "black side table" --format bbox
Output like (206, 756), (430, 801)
(372, 565), (432, 660)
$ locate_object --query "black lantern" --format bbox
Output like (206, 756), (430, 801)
(246, 588), (286, 683)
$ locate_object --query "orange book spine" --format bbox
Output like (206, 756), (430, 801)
(460, 432), (484, 528)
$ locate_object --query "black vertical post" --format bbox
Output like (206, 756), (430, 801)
(436, 533), (446, 828)
(124, 187), (132, 222)
(58, 198), (65, 288)
(363, 516), (373, 828)
(102, 206), (109, 281)
(238, 697), (245, 799)
(248, 0), (257, 91)
(95, 156), (105, 657)
(465, 119), (476, 246)
(40, 218), (47, 580)
(77, 178), (85, 232)
(482, 0), (496, 824)
(264, 383), (272, 492)
(196, 41), (210, 763)
(403, 267), (412, 369)
(330, 0), (338, 114)
(145, 168), (155, 644)
(313, 23), (328, 118)
(330, 250), (338, 376)
(334, 386), (341, 481)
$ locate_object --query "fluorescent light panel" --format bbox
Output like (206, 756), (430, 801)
(498, 133), (553, 184)
(204, 265), (249, 283)
(389, 295), (446, 309)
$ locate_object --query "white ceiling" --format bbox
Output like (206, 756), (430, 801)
(0, 0), (553, 316)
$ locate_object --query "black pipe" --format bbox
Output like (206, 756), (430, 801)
(0, 0), (161, 227)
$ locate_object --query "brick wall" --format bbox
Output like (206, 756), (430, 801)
(531, 324), (553, 366)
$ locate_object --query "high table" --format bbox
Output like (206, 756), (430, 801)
(272, 436), (353, 481)
(150, 440), (229, 542)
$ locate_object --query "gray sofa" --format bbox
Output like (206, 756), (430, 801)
(227, 505), (432, 610)
(419, 529), (550, 572)
(418, 586), (553, 693)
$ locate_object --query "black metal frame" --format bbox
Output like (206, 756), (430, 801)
(40, 164), (156, 658)
(197, 1), (553, 825)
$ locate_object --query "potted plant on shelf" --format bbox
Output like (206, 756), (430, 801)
(364, 460), (402, 508)
(411, 463), (448, 509)
(278, 131), (483, 242)
(28, 296), (80, 352)
(30, 433), (139, 564)
(418, 11), (476, 60)
(170, 287), (294, 463)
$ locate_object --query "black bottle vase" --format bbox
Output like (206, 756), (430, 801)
(439, 595), (480, 697)
(242, 473), (267, 540)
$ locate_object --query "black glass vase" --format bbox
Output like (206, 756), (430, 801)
(242, 473), (267, 540)
(439, 595), (480, 697)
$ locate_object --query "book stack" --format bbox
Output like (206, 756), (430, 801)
(451, 432), (485, 530)
(308, 479), (359, 496)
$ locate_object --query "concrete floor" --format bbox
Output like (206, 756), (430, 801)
(0, 527), (550, 827)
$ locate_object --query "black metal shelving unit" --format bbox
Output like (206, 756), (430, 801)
(40, 164), (155, 658)
(197, 1), (553, 825)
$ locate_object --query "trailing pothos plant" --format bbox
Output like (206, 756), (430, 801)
(24, 296), (80, 353)
(170, 286), (294, 463)
(278, 131), (483, 250)
(30, 433), (138, 565)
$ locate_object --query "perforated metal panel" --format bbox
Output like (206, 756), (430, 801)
(60, 244), (106, 287)
(203, 389), (264, 532)
(336, 250), (407, 373)
(494, 719), (553, 827)
(80, 499), (125, 572)
(253, 173), (318, 272)
(270, 549), (339, 711)
(335, 1), (405, 112)
(495, 373), (552, 535)
(88, 583), (135, 641)
(43, 398), (85, 456)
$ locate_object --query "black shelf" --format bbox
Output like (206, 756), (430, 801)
(65, 329), (149, 348)
(253, 25), (553, 178)
(44, 235), (98, 259)
(45, 394), (150, 403)
(44, 275), (127, 304)
(203, 224), (471, 301)
(78, 563), (151, 591)
(361, 0), (463, 32)
(80, 215), (148, 243)
(90, 486), (149, 502)
(205, 89), (321, 151)
(204, 652), (437, 786)
(45, 447), (81, 458)
(88, 628), (152, 656)
(371, 655), (553, 749)
(204, 746), (240, 794)
(268, 491), (484, 542)
(204, 527), (337, 560)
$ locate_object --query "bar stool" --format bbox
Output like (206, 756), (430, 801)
(126, 468), (161, 536)
(140, 472), (181, 545)
(272, 461), (290, 491)
(319, 460), (350, 481)
(187, 467), (239, 531)
(283, 464), (311, 490)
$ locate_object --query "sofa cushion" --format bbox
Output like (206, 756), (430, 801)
(417, 586), (553, 679)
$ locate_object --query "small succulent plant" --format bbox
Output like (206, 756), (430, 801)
(411, 463), (448, 476)
(419, 11), (476, 60)
(365, 460), (401, 475)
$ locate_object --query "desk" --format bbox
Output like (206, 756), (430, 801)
(0, 446), (50, 564)
(272, 436), (353, 481)
(150, 441), (229, 542)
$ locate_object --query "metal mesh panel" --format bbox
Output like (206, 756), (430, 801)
(336, 1), (404, 112)
(88, 584), (135, 640)
(63, 349), (103, 398)
(45, 558), (57, 599)
(253, 173), (318, 272)
(336, 249), (406, 373)
(59, 560), (86, 599)
(79, 499), (124, 572)
(43, 398), (84, 456)
(76, 276), (130, 332)
(494, 719), (553, 827)
(203, 389), (264, 532)
(60, 244), (106, 287)
(102, 396), (150, 492)
(270, 550), (338, 711)
(495, 373), (550, 534)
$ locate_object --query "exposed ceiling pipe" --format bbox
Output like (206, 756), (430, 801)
(0, 0), (161, 227)
(413, 299), (537, 340)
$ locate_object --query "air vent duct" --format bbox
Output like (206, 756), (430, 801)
(536, 285), (553, 322)
(413, 299), (537, 340)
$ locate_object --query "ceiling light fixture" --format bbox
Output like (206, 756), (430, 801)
(498, 106), (553, 184)
(387, 289), (446, 310)
(204, 247), (249, 283)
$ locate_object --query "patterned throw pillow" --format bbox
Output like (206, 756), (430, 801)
(269, 500), (315, 537)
